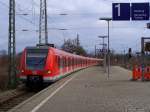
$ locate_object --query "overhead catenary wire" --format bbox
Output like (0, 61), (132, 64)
(0, 1), (38, 27)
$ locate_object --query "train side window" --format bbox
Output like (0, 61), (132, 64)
(57, 56), (60, 68)
(62, 57), (65, 68)
(66, 57), (69, 67)
(68, 58), (70, 67)
(73, 58), (75, 66)
(72, 58), (74, 66)
(63, 57), (65, 67)
(64, 57), (66, 67)
(65, 57), (67, 67)
(69, 58), (71, 66)
(76, 58), (77, 65)
(59, 56), (63, 69)
(56, 56), (58, 66)
(69, 58), (72, 66)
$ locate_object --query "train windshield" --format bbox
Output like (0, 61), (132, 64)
(26, 49), (48, 70)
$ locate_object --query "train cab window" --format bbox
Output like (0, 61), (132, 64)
(26, 49), (48, 70)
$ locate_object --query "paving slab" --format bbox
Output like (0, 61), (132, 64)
(9, 66), (150, 112)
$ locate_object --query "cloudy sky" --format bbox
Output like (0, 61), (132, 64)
(0, 0), (150, 54)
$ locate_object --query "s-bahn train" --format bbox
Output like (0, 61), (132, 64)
(18, 45), (102, 87)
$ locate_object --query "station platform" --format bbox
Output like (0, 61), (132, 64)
(9, 66), (150, 112)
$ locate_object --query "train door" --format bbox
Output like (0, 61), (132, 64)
(59, 56), (63, 76)
(66, 56), (68, 72)
(69, 57), (72, 71)
(62, 56), (66, 74)
(67, 57), (70, 72)
(72, 57), (74, 71)
(64, 57), (67, 73)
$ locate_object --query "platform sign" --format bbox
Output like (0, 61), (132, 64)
(99, 49), (107, 53)
(112, 3), (130, 20)
(131, 3), (149, 20)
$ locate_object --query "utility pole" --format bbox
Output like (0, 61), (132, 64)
(77, 34), (80, 47)
(8, 0), (16, 88)
(39, 0), (48, 44)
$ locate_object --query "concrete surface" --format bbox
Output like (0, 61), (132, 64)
(9, 66), (150, 112)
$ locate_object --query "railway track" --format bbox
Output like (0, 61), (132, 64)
(0, 85), (41, 112)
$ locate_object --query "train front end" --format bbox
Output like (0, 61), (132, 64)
(19, 47), (52, 87)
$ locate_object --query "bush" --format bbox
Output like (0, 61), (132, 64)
(0, 56), (9, 90)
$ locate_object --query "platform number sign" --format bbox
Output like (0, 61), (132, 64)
(113, 3), (130, 20)
(113, 3), (150, 21)
(115, 4), (120, 17)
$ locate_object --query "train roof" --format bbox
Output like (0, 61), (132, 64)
(25, 46), (102, 61)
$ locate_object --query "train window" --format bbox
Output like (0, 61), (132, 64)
(64, 57), (66, 67)
(68, 58), (70, 66)
(69, 58), (71, 66)
(75, 58), (77, 65)
(72, 58), (74, 66)
(57, 56), (61, 68)
(26, 49), (48, 70)
(75, 58), (76, 66)
(66, 57), (68, 67)
(62, 57), (65, 68)
(56, 56), (58, 65)
(73, 58), (75, 66)
(60, 57), (63, 69)
(66, 58), (69, 67)
(65, 57), (67, 67)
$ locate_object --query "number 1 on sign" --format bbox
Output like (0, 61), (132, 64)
(115, 4), (120, 17)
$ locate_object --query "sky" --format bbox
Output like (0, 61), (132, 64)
(0, 0), (150, 54)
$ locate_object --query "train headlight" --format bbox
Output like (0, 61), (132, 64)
(21, 70), (24, 73)
(47, 70), (51, 74)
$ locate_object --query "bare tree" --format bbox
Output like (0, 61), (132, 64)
(61, 38), (87, 56)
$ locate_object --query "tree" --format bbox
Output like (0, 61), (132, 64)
(61, 37), (87, 56)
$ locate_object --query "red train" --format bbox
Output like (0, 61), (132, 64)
(18, 46), (102, 87)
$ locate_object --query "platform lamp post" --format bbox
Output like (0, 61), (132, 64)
(98, 36), (107, 72)
(99, 17), (112, 80)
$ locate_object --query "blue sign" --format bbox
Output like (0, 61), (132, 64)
(113, 3), (130, 20)
(131, 3), (149, 20)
